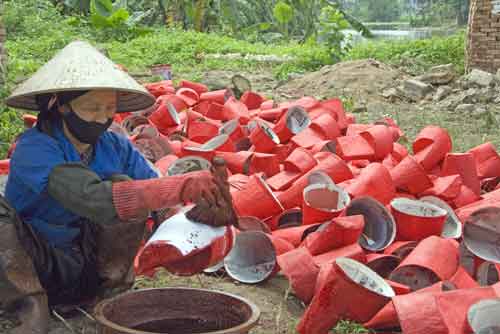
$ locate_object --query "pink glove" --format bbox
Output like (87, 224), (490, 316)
(112, 170), (222, 221)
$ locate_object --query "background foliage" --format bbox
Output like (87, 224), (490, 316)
(0, 0), (467, 156)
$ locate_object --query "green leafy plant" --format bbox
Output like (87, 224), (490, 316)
(317, 5), (350, 62)
(87, 0), (152, 41)
(273, 1), (294, 39)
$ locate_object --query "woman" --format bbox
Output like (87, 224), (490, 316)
(0, 41), (229, 334)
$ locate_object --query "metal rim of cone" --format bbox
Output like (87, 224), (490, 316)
(303, 183), (351, 213)
(467, 299), (500, 334)
(167, 156), (211, 176)
(420, 195), (463, 239)
(336, 257), (396, 298)
(463, 207), (500, 264)
(6, 41), (155, 113)
(286, 105), (311, 135)
(224, 231), (277, 284)
(345, 197), (397, 252)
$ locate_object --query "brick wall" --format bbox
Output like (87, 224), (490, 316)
(467, 0), (500, 73)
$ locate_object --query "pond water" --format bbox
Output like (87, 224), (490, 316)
(343, 27), (459, 44)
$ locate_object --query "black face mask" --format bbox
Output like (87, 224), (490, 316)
(62, 107), (113, 145)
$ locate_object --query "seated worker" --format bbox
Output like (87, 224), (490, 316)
(1, 40), (232, 334)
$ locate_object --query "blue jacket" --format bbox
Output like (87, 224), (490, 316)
(6, 120), (158, 249)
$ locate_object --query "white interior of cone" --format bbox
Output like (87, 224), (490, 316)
(336, 257), (395, 297)
(468, 299), (500, 333)
(220, 119), (239, 135)
(389, 265), (439, 291)
(260, 123), (280, 144)
(307, 171), (334, 187)
(147, 206), (228, 256)
(166, 101), (181, 125)
(286, 106), (311, 134)
(464, 217), (500, 264)
(304, 183), (350, 212)
(185, 134), (230, 152)
(477, 262), (500, 286)
(391, 198), (447, 218)
(167, 156), (211, 176)
(420, 196), (462, 239)
(348, 197), (396, 252)
(224, 231), (276, 284)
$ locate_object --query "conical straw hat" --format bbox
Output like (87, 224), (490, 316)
(5, 40), (155, 113)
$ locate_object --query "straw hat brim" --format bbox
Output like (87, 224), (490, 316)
(5, 40), (156, 113)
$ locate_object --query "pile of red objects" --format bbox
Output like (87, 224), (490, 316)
(5, 79), (500, 334)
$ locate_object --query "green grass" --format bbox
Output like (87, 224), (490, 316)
(345, 31), (466, 75)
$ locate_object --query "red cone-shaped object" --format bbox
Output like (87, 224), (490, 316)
(240, 91), (264, 110)
(390, 198), (448, 241)
(412, 126), (452, 171)
(302, 183), (351, 225)
(278, 154), (353, 209)
(284, 147), (317, 173)
(390, 236), (459, 291)
(232, 174), (284, 220)
(222, 97), (250, 124)
(450, 266), (480, 289)
(313, 243), (367, 267)
(249, 121), (280, 153)
(364, 301), (400, 330)
(336, 135), (376, 161)
(389, 156), (433, 194)
(360, 124), (394, 161)
(297, 258), (395, 334)
(346, 163), (396, 205)
(179, 80), (208, 95)
(303, 215), (364, 256)
(277, 247), (320, 303)
(272, 224), (321, 248)
(468, 142), (500, 179)
(442, 153), (480, 196)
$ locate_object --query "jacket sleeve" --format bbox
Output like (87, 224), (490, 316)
(47, 163), (119, 225)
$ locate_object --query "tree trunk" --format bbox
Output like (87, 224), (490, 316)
(194, 0), (208, 32)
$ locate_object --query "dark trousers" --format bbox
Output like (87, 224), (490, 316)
(7, 202), (145, 307)
(16, 217), (101, 307)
